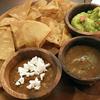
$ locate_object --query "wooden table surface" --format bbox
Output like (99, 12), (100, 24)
(1, 0), (100, 100)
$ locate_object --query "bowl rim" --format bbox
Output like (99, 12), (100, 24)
(59, 36), (100, 83)
(65, 3), (100, 36)
(1, 47), (62, 99)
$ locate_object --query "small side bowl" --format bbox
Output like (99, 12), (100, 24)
(65, 3), (100, 37)
(59, 36), (100, 85)
(1, 48), (62, 99)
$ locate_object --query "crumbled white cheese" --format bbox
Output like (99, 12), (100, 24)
(34, 71), (39, 75)
(26, 84), (32, 90)
(35, 63), (50, 74)
(26, 72), (35, 77)
(26, 77), (41, 90)
(33, 77), (41, 87)
(30, 56), (38, 65)
(18, 67), (27, 77)
(15, 56), (50, 90)
(23, 63), (30, 72)
(15, 81), (20, 86)
(15, 77), (24, 86)
(34, 85), (41, 90)
(28, 57), (50, 74)
(40, 73), (45, 80)
(27, 61), (36, 72)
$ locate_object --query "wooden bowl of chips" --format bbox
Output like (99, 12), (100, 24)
(59, 36), (100, 85)
(65, 3), (100, 37)
(1, 48), (62, 99)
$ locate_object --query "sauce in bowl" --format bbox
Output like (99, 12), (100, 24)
(65, 45), (100, 80)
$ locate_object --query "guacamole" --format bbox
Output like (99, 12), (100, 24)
(71, 7), (100, 32)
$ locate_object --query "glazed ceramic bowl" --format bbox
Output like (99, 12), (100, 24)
(1, 48), (62, 99)
(59, 36), (100, 85)
(65, 3), (100, 37)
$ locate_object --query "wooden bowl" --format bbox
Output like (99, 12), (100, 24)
(0, 79), (1, 88)
(59, 36), (100, 85)
(0, 60), (4, 88)
(1, 48), (62, 99)
(65, 3), (100, 37)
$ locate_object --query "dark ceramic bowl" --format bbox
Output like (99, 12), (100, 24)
(65, 3), (100, 37)
(1, 48), (62, 99)
(59, 36), (100, 85)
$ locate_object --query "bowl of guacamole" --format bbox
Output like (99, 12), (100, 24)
(65, 4), (100, 37)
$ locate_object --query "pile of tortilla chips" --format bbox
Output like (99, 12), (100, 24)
(0, 0), (76, 86)
(0, 0), (76, 60)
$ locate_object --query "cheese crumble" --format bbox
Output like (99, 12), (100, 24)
(15, 56), (50, 90)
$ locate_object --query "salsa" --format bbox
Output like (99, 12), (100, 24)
(71, 7), (100, 32)
(65, 45), (100, 80)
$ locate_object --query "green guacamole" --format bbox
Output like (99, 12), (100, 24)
(71, 7), (100, 32)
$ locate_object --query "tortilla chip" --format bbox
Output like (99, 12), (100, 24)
(44, 0), (59, 9)
(42, 41), (59, 55)
(54, 0), (69, 3)
(61, 27), (71, 46)
(0, 60), (4, 88)
(39, 0), (60, 19)
(40, 17), (54, 25)
(47, 27), (62, 46)
(56, 8), (65, 22)
(10, 20), (24, 33)
(0, 29), (15, 60)
(10, 21), (26, 49)
(41, 17), (62, 46)
(27, 7), (41, 20)
(0, 27), (7, 30)
(0, 17), (18, 27)
(33, 0), (48, 8)
(10, 20), (27, 50)
(59, 1), (76, 15)
(14, 20), (51, 49)
(0, 0), (74, 55)
(8, 0), (33, 19)
(0, 26), (10, 31)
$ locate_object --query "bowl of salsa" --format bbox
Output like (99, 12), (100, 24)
(59, 36), (100, 85)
